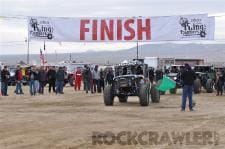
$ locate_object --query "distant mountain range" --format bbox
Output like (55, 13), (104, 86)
(1, 43), (225, 65)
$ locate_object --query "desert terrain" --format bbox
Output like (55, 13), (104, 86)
(0, 86), (225, 149)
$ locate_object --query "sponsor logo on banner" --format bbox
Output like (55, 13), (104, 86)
(29, 18), (54, 40)
(179, 17), (206, 38)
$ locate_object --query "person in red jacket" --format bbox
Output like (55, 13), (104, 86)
(74, 68), (82, 91)
(15, 65), (24, 94)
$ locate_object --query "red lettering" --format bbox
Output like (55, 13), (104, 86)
(137, 19), (151, 40)
(117, 20), (122, 40)
(124, 19), (135, 40)
(100, 20), (114, 40)
(80, 20), (90, 40)
(92, 20), (97, 40)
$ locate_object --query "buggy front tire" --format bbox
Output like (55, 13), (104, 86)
(139, 84), (150, 106)
(193, 79), (201, 94)
(104, 85), (114, 106)
(151, 84), (160, 103)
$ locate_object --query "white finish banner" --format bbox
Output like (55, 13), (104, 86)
(28, 14), (215, 42)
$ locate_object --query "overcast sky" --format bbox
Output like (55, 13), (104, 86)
(0, 0), (225, 55)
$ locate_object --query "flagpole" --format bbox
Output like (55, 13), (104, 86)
(44, 41), (47, 65)
(40, 48), (42, 66)
(25, 38), (30, 65)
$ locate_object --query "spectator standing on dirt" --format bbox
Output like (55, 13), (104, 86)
(47, 66), (56, 93)
(34, 67), (40, 94)
(73, 67), (82, 91)
(180, 63), (196, 111)
(149, 67), (155, 83)
(15, 65), (24, 94)
(83, 65), (92, 93)
(28, 67), (38, 96)
(1, 66), (10, 96)
(92, 65), (100, 93)
(99, 68), (105, 92)
(216, 75), (224, 96)
(105, 68), (114, 85)
(155, 69), (163, 82)
(56, 67), (65, 94)
(38, 67), (47, 94)
(89, 67), (94, 93)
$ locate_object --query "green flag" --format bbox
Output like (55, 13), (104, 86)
(156, 76), (176, 91)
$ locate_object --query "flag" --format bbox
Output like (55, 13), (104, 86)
(44, 41), (46, 50)
(40, 49), (45, 65)
(156, 76), (176, 91)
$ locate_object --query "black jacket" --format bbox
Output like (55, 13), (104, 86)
(181, 69), (196, 86)
(38, 70), (47, 82)
(56, 70), (65, 81)
(47, 69), (56, 80)
(1, 69), (10, 82)
(28, 70), (38, 81)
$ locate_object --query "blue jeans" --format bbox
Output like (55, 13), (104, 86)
(56, 81), (64, 94)
(16, 81), (23, 94)
(182, 85), (193, 110)
(29, 80), (36, 95)
(34, 80), (39, 93)
(1, 82), (8, 96)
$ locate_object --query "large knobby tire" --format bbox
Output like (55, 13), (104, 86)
(118, 95), (128, 103)
(151, 84), (160, 103)
(103, 85), (114, 106)
(169, 87), (177, 94)
(206, 79), (213, 93)
(139, 84), (150, 106)
(193, 79), (201, 94)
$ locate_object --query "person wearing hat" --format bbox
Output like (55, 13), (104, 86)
(180, 63), (196, 111)
(56, 67), (65, 94)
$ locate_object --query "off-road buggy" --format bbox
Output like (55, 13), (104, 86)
(103, 60), (160, 106)
(193, 65), (216, 93)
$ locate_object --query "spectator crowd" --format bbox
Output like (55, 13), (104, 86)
(0, 64), (114, 96)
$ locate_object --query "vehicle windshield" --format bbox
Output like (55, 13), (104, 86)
(115, 65), (144, 76)
(194, 66), (214, 73)
(169, 66), (184, 73)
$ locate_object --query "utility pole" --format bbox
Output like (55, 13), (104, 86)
(69, 53), (72, 61)
(44, 41), (47, 64)
(25, 38), (30, 65)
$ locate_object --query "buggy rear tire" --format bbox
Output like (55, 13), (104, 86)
(151, 84), (160, 103)
(103, 85), (114, 106)
(206, 79), (213, 93)
(139, 84), (150, 106)
(193, 79), (201, 94)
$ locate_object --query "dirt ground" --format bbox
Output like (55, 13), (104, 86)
(0, 86), (225, 149)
